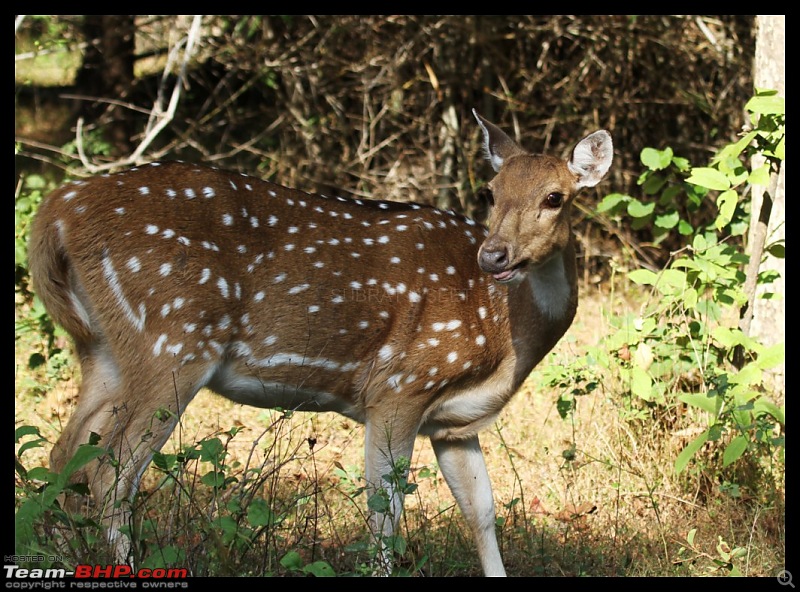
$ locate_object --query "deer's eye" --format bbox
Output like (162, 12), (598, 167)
(545, 192), (563, 208)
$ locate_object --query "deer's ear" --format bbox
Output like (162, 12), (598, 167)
(568, 130), (613, 189)
(473, 109), (526, 172)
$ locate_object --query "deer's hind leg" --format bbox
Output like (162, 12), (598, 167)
(52, 347), (212, 563)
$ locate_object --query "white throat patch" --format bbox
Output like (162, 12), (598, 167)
(528, 255), (571, 320)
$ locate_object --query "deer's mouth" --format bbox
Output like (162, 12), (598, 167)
(492, 261), (527, 283)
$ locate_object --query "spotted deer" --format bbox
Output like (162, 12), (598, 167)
(28, 110), (612, 576)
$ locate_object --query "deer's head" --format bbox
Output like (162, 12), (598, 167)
(473, 110), (612, 284)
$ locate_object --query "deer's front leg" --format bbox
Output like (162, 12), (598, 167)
(431, 435), (506, 577)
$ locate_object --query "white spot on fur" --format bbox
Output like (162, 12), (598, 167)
(378, 345), (393, 361)
(102, 254), (146, 332)
(153, 334), (168, 356)
(217, 277), (230, 298)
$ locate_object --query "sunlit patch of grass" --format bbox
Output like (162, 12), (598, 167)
(15, 41), (79, 87)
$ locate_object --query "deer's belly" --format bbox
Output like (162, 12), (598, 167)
(206, 359), (364, 421)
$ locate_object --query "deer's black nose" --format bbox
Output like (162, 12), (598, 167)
(479, 244), (509, 274)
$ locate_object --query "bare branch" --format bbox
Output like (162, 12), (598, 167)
(75, 15), (205, 173)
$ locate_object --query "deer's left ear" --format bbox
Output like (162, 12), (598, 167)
(473, 109), (527, 173)
(568, 130), (613, 189)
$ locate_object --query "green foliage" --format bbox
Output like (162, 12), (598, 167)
(674, 528), (748, 576)
(280, 550), (336, 577)
(15, 425), (108, 562)
(15, 171), (67, 375)
(15, 173), (55, 273)
(595, 89), (785, 495)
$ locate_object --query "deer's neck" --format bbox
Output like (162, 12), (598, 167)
(506, 241), (578, 387)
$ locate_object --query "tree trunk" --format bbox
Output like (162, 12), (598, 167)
(75, 15), (137, 156)
(746, 15), (784, 393)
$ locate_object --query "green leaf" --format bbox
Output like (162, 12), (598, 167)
(15, 425), (42, 443)
(59, 445), (107, 485)
(746, 94), (785, 115)
(686, 167), (730, 191)
(678, 220), (694, 235)
(24, 174), (48, 190)
(729, 363), (762, 387)
(654, 210), (680, 229)
(627, 199), (655, 218)
(642, 174), (667, 195)
(596, 193), (630, 213)
(687, 528), (697, 546)
(628, 269), (658, 286)
(683, 287), (698, 308)
(679, 393), (720, 415)
(715, 189), (738, 230)
(280, 550), (304, 570)
(630, 366), (653, 401)
(672, 156), (691, 172)
(712, 327), (744, 349)
(43, 444), (107, 506)
(675, 431), (709, 474)
(141, 545), (185, 569)
(716, 130), (758, 162)
(692, 233), (708, 252)
(722, 436), (748, 467)
(766, 242), (785, 258)
(655, 269), (687, 296)
(640, 146), (673, 170)
(302, 561), (336, 577)
(200, 470), (226, 488)
(756, 343), (784, 370)
(753, 398), (784, 425)
(17, 439), (46, 458)
(775, 134), (785, 160)
(26, 466), (52, 482)
(199, 437), (225, 463)
(748, 163), (771, 186)
(247, 498), (276, 527)
(367, 491), (391, 513)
